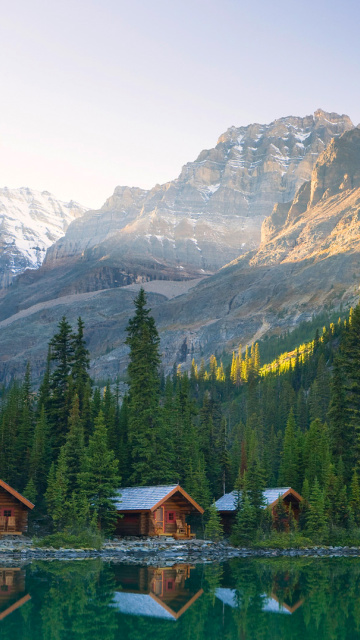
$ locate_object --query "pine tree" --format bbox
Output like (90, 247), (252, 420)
(307, 477), (328, 540)
(278, 409), (300, 489)
(62, 395), (85, 492)
(45, 450), (69, 529)
(328, 357), (351, 468)
(80, 411), (121, 533)
(125, 288), (165, 484)
(204, 501), (224, 542)
(350, 470), (360, 526)
(49, 316), (75, 452)
(339, 304), (360, 468)
(231, 494), (256, 544)
(247, 458), (265, 527)
(71, 317), (91, 406)
(273, 496), (288, 532)
(29, 405), (52, 499)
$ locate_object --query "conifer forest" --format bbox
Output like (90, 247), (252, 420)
(2, 288), (360, 545)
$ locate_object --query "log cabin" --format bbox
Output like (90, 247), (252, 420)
(215, 487), (302, 534)
(0, 479), (35, 535)
(114, 485), (204, 538)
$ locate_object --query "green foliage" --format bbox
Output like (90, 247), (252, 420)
(205, 501), (224, 541)
(125, 288), (171, 484)
(79, 410), (121, 534)
(307, 478), (328, 540)
(37, 529), (103, 549)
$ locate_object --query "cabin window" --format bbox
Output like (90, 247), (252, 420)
(3, 510), (12, 517)
(167, 581), (174, 590)
(166, 511), (176, 523)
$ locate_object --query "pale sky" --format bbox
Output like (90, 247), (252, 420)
(0, 0), (359, 209)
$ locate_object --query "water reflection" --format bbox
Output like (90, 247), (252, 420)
(0, 567), (30, 621)
(112, 564), (203, 620)
(1, 558), (360, 639)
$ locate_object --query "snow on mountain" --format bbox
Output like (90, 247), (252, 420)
(0, 187), (87, 286)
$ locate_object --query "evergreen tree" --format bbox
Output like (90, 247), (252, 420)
(29, 405), (51, 499)
(307, 477), (328, 540)
(45, 451), (69, 529)
(278, 409), (300, 489)
(350, 469), (360, 526)
(339, 304), (360, 468)
(62, 395), (85, 492)
(125, 288), (165, 484)
(49, 316), (75, 452)
(204, 501), (224, 541)
(80, 411), (121, 533)
(231, 494), (257, 544)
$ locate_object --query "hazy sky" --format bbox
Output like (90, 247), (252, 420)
(1, 0), (359, 208)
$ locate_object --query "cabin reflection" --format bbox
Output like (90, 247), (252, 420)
(216, 570), (304, 615)
(112, 564), (203, 620)
(0, 567), (31, 621)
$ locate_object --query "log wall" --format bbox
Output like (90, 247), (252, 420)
(0, 487), (28, 533)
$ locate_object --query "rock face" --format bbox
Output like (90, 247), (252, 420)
(44, 109), (352, 284)
(0, 187), (86, 287)
(0, 119), (358, 385)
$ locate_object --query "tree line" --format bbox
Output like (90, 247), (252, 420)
(1, 288), (360, 542)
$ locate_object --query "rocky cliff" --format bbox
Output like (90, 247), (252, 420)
(0, 117), (358, 385)
(43, 109), (352, 286)
(0, 187), (86, 287)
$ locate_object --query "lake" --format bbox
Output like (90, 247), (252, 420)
(1, 557), (359, 639)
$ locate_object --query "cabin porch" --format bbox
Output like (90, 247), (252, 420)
(0, 514), (24, 535)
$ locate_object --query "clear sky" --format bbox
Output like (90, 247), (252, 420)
(0, 0), (359, 208)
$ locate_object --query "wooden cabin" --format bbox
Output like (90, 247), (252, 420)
(114, 485), (204, 538)
(112, 564), (203, 620)
(0, 479), (35, 535)
(215, 487), (302, 534)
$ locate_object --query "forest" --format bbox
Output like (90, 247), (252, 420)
(1, 288), (360, 546)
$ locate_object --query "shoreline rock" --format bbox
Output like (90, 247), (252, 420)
(1, 537), (360, 564)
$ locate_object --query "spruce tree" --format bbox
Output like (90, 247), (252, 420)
(125, 288), (165, 484)
(29, 405), (51, 499)
(80, 411), (121, 533)
(62, 395), (85, 492)
(278, 409), (299, 489)
(204, 501), (224, 542)
(307, 477), (328, 540)
(45, 451), (69, 530)
(49, 316), (75, 452)
(339, 304), (360, 468)
(231, 494), (257, 545)
(350, 470), (360, 526)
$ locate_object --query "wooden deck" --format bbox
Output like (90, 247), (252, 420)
(0, 532), (22, 536)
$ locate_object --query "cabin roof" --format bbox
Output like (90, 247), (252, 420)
(215, 589), (292, 614)
(0, 479), (35, 510)
(112, 592), (177, 620)
(114, 484), (204, 514)
(215, 487), (301, 512)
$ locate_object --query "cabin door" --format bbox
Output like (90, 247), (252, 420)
(154, 507), (164, 533)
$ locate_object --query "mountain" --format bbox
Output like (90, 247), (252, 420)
(42, 109), (352, 291)
(0, 187), (86, 287)
(0, 113), (357, 385)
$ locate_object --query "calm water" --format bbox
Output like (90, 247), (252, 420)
(1, 557), (360, 639)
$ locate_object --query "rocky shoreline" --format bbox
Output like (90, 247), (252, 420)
(1, 537), (360, 564)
